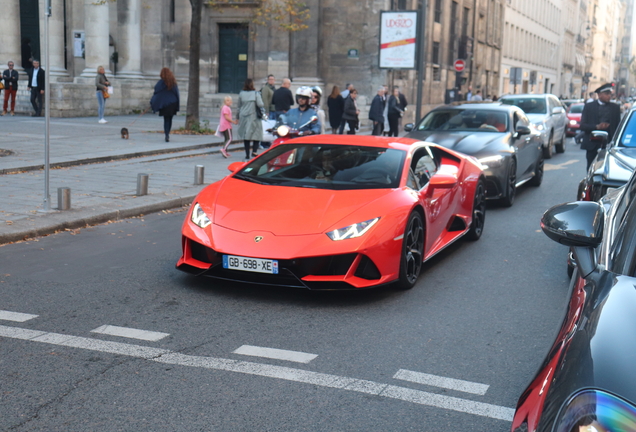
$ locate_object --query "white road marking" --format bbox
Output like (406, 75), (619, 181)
(90, 325), (169, 341)
(233, 345), (318, 363)
(0, 324), (515, 422)
(0, 310), (39, 322)
(394, 369), (490, 395)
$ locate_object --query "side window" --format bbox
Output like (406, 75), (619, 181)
(609, 195), (636, 276)
(411, 147), (439, 189)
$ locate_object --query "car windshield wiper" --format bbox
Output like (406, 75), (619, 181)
(233, 174), (269, 185)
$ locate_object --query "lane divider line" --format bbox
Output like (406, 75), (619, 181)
(393, 369), (490, 395)
(0, 310), (39, 322)
(232, 345), (318, 364)
(90, 325), (170, 342)
(0, 324), (514, 422)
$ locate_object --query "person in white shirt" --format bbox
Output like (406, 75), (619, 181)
(27, 60), (44, 116)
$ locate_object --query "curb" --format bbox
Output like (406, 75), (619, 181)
(0, 194), (197, 245)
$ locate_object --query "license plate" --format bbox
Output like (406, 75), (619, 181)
(223, 255), (279, 274)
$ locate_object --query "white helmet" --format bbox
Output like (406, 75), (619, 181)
(295, 86), (313, 99)
(311, 86), (322, 97)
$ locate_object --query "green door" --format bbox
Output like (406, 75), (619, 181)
(20, 0), (41, 69)
(218, 24), (248, 94)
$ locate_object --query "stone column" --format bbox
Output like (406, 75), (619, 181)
(116, 0), (143, 78)
(81, 0), (111, 76)
(0, 0), (23, 73)
(39, 0), (69, 76)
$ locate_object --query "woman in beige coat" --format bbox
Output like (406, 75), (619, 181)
(237, 78), (265, 159)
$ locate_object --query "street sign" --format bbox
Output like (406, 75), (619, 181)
(453, 59), (465, 73)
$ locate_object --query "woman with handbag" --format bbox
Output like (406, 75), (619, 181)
(150, 67), (180, 142)
(95, 66), (110, 124)
(341, 89), (359, 135)
(237, 78), (264, 159)
(387, 87), (405, 137)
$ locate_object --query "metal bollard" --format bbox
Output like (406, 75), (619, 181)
(137, 173), (149, 196)
(57, 187), (71, 210)
(194, 165), (205, 185)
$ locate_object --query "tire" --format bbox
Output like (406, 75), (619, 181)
(466, 179), (486, 241)
(395, 211), (425, 290)
(542, 131), (554, 159)
(555, 129), (566, 153)
(529, 154), (544, 187)
(499, 158), (517, 207)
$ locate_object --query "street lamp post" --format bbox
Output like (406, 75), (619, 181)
(43, 0), (51, 211)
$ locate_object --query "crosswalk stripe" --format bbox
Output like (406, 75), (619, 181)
(394, 369), (490, 395)
(233, 345), (318, 363)
(90, 325), (169, 342)
(0, 310), (39, 322)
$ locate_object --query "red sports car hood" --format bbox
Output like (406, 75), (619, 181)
(208, 177), (394, 235)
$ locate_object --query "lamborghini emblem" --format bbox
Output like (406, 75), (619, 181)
(254, 236), (263, 242)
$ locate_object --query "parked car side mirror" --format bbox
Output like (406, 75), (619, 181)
(228, 161), (247, 173)
(514, 125), (531, 137)
(552, 106), (566, 115)
(591, 130), (609, 149)
(541, 201), (605, 278)
(404, 123), (415, 132)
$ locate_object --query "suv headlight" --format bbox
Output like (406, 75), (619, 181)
(191, 203), (212, 228)
(534, 122), (545, 131)
(327, 218), (380, 241)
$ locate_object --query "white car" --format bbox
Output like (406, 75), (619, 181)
(499, 94), (567, 159)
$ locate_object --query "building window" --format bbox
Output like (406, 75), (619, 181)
(170, 0), (176, 23)
(392, 0), (408, 10)
(433, 67), (441, 81)
(448, 1), (458, 65)
(432, 41), (440, 65)
(434, 0), (443, 23)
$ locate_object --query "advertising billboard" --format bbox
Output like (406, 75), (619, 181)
(379, 11), (419, 69)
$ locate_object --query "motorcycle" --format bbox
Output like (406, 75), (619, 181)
(267, 116), (318, 171)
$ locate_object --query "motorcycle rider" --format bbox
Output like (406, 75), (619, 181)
(276, 86), (321, 135)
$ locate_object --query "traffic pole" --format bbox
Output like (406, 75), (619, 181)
(43, 0), (51, 210)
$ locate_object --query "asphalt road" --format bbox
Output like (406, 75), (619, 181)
(0, 139), (586, 431)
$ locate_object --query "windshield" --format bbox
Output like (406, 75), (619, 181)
(500, 97), (547, 114)
(234, 144), (405, 190)
(618, 111), (636, 147)
(569, 104), (584, 114)
(416, 109), (508, 132)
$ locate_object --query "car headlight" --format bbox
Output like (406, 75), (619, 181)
(276, 125), (290, 137)
(326, 218), (380, 241)
(534, 123), (545, 131)
(191, 203), (211, 228)
(569, 119), (578, 125)
(478, 155), (505, 168)
(554, 390), (636, 432)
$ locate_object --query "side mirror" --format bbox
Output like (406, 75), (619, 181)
(515, 125), (531, 137)
(428, 173), (457, 189)
(551, 106), (565, 115)
(541, 201), (605, 278)
(228, 161), (246, 173)
(404, 123), (415, 132)
(591, 130), (609, 149)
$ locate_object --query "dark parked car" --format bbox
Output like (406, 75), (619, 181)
(511, 176), (636, 432)
(404, 102), (543, 206)
(578, 106), (636, 202)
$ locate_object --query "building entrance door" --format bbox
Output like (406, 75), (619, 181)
(20, 0), (41, 70)
(218, 24), (248, 94)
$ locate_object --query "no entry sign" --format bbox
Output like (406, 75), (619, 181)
(454, 59), (466, 73)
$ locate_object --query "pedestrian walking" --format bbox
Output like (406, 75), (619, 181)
(95, 65), (110, 124)
(327, 85), (344, 134)
(338, 83), (354, 134)
(369, 86), (386, 136)
(271, 78), (294, 120)
(311, 86), (326, 135)
(342, 88), (360, 135)
(472, 90), (483, 101)
(580, 83), (621, 169)
(237, 78), (265, 159)
(27, 60), (44, 117)
(261, 74), (276, 120)
(387, 87), (405, 137)
(2, 60), (18, 116)
(150, 67), (180, 142)
(218, 96), (238, 158)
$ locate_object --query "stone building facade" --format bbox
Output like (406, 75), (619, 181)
(0, 0), (504, 122)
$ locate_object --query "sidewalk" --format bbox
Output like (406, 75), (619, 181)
(0, 113), (244, 244)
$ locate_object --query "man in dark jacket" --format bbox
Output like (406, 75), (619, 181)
(271, 78), (294, 120)
(2, 61), (19, 116)
(369, 86), (386, 136)
(27, 60), (45, 117)
(580, 83), (621, 169)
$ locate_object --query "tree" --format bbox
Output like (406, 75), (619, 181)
(184, 0), (310, 130)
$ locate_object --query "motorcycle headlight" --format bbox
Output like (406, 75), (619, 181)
(326, 218), (380, 241)
(276, 125), (290, 137)
(569, 119), (578, 126)
(478, 154), (505, 168)
(191, 203), (211, 228)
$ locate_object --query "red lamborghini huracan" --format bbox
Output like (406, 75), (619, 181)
(176, 135), (485, 290)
